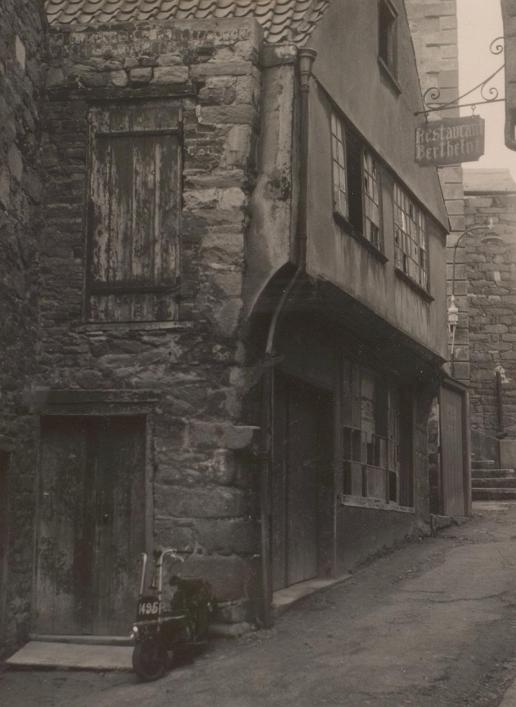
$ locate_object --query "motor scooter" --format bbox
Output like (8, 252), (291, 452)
(131, 547), (214, 681)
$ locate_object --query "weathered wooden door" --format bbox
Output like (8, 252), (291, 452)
(440, 385), (468, 516)
(272, 377), (327, 590)
(35, 416), (146, 635)
(0, 452), (8, 636)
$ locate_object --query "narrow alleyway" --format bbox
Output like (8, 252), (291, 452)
(4, 504), (516, 707)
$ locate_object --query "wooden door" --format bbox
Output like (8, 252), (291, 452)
(272, 377), (327, 591)
(0, 452), (9, 636)
(35, 416), (146, 635)
(440, 385), (468, 516)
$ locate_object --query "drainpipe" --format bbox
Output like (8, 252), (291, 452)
(259, 47), (317, 628)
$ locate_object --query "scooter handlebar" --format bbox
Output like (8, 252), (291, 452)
(154, 547), (185, 563)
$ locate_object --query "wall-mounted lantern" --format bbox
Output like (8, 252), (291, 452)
(448, 221), (500, 375)
(448, 294), (459, 354)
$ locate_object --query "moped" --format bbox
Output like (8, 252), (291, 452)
(131, 548), (214, 681)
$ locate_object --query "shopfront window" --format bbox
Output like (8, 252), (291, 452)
(341, 361), (412, 507)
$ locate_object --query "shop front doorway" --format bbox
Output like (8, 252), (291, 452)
(272, 375), (332, 591)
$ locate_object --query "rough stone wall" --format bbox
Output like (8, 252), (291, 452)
(0, 0), (47, 656)
(405, 0), (468, 383)
(38, 18), (264, 622)
(465, 189), (516, 461)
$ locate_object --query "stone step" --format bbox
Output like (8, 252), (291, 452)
(472, 488), (516, 501)
(473, 477), (516, 488)
(472, 469), (516, 479)
(472, 459), (496, 469)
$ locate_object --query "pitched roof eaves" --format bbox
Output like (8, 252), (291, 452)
(45, 0), (333, 45)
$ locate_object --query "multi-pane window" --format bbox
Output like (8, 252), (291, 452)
(378, 0), (398, 76)
(331, 113), (348, 218)
(394, 183), (428, 290)
(87, 104), (181, 322)
(331, 112), (384, 254)
(341, 361), (411, 507)
(363, 150), (382, 250)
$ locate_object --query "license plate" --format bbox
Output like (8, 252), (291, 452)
(137, 598), (161, 618)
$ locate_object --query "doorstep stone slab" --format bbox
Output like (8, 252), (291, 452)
(272, 574), (351, 615)
(6, 641), (133, 671)
(29, 634), (133, 646)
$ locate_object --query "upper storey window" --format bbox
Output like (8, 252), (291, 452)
(331, 112), (384, 256)
(378, 0), (398, 82)
(363, 150), (382, 251)
(394, 183), (428, 291)
(331, 113), (348, 218)
(87, 104), (181, 322)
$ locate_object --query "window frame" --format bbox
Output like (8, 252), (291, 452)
(378, 0), (400, 92)
(340, 362), (413, 510)
(330, 111), (386, 261)
(393, 182), (431, 295)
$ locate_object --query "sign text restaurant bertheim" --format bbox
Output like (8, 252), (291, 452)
(415, 115), (485, 166)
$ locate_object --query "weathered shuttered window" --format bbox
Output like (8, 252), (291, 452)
(87, 104), (181, 322)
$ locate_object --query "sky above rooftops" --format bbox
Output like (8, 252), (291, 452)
(457, 0), (516, 180)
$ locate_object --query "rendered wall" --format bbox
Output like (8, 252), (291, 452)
(305, 0), (449, 361)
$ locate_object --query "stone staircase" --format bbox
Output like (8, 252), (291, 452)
(472, 459), (516, 501)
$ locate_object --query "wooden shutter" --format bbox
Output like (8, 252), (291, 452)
(88, 104), (181, 322)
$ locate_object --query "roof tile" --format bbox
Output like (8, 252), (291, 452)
(44, 0), (330, 44)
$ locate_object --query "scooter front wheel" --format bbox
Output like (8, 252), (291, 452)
(132, 641), (169, 682)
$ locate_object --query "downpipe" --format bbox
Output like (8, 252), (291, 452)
(259, 47), (317, 628)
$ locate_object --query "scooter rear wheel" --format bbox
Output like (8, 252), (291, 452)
(132, 641), (169, 682)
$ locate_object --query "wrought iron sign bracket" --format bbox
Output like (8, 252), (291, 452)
(414, 36), (505, 117)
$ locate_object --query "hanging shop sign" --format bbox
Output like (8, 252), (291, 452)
(415, 116), (485, 166)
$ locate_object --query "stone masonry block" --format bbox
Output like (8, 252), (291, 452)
(190, 62), (254, 80)
(223, 125), (253, 168)
(155, 516), (258, 556)
(199, 104), (256, 126)
(153, 65), (189, 84)
(110, 70), (128, 87)
(178, 555), (254, 602)
(129, 67), (153, 84)
(218, 187), (246, 210)
(155, 484), (249, 519)
(186, 421), (258, 450)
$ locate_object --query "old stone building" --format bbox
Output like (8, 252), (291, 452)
(0, 0), (48, 656)
(1, 0), (461, 656)
(462, 169), (516, 468)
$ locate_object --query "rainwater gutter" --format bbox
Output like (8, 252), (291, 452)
(259, 47), (317, 628)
